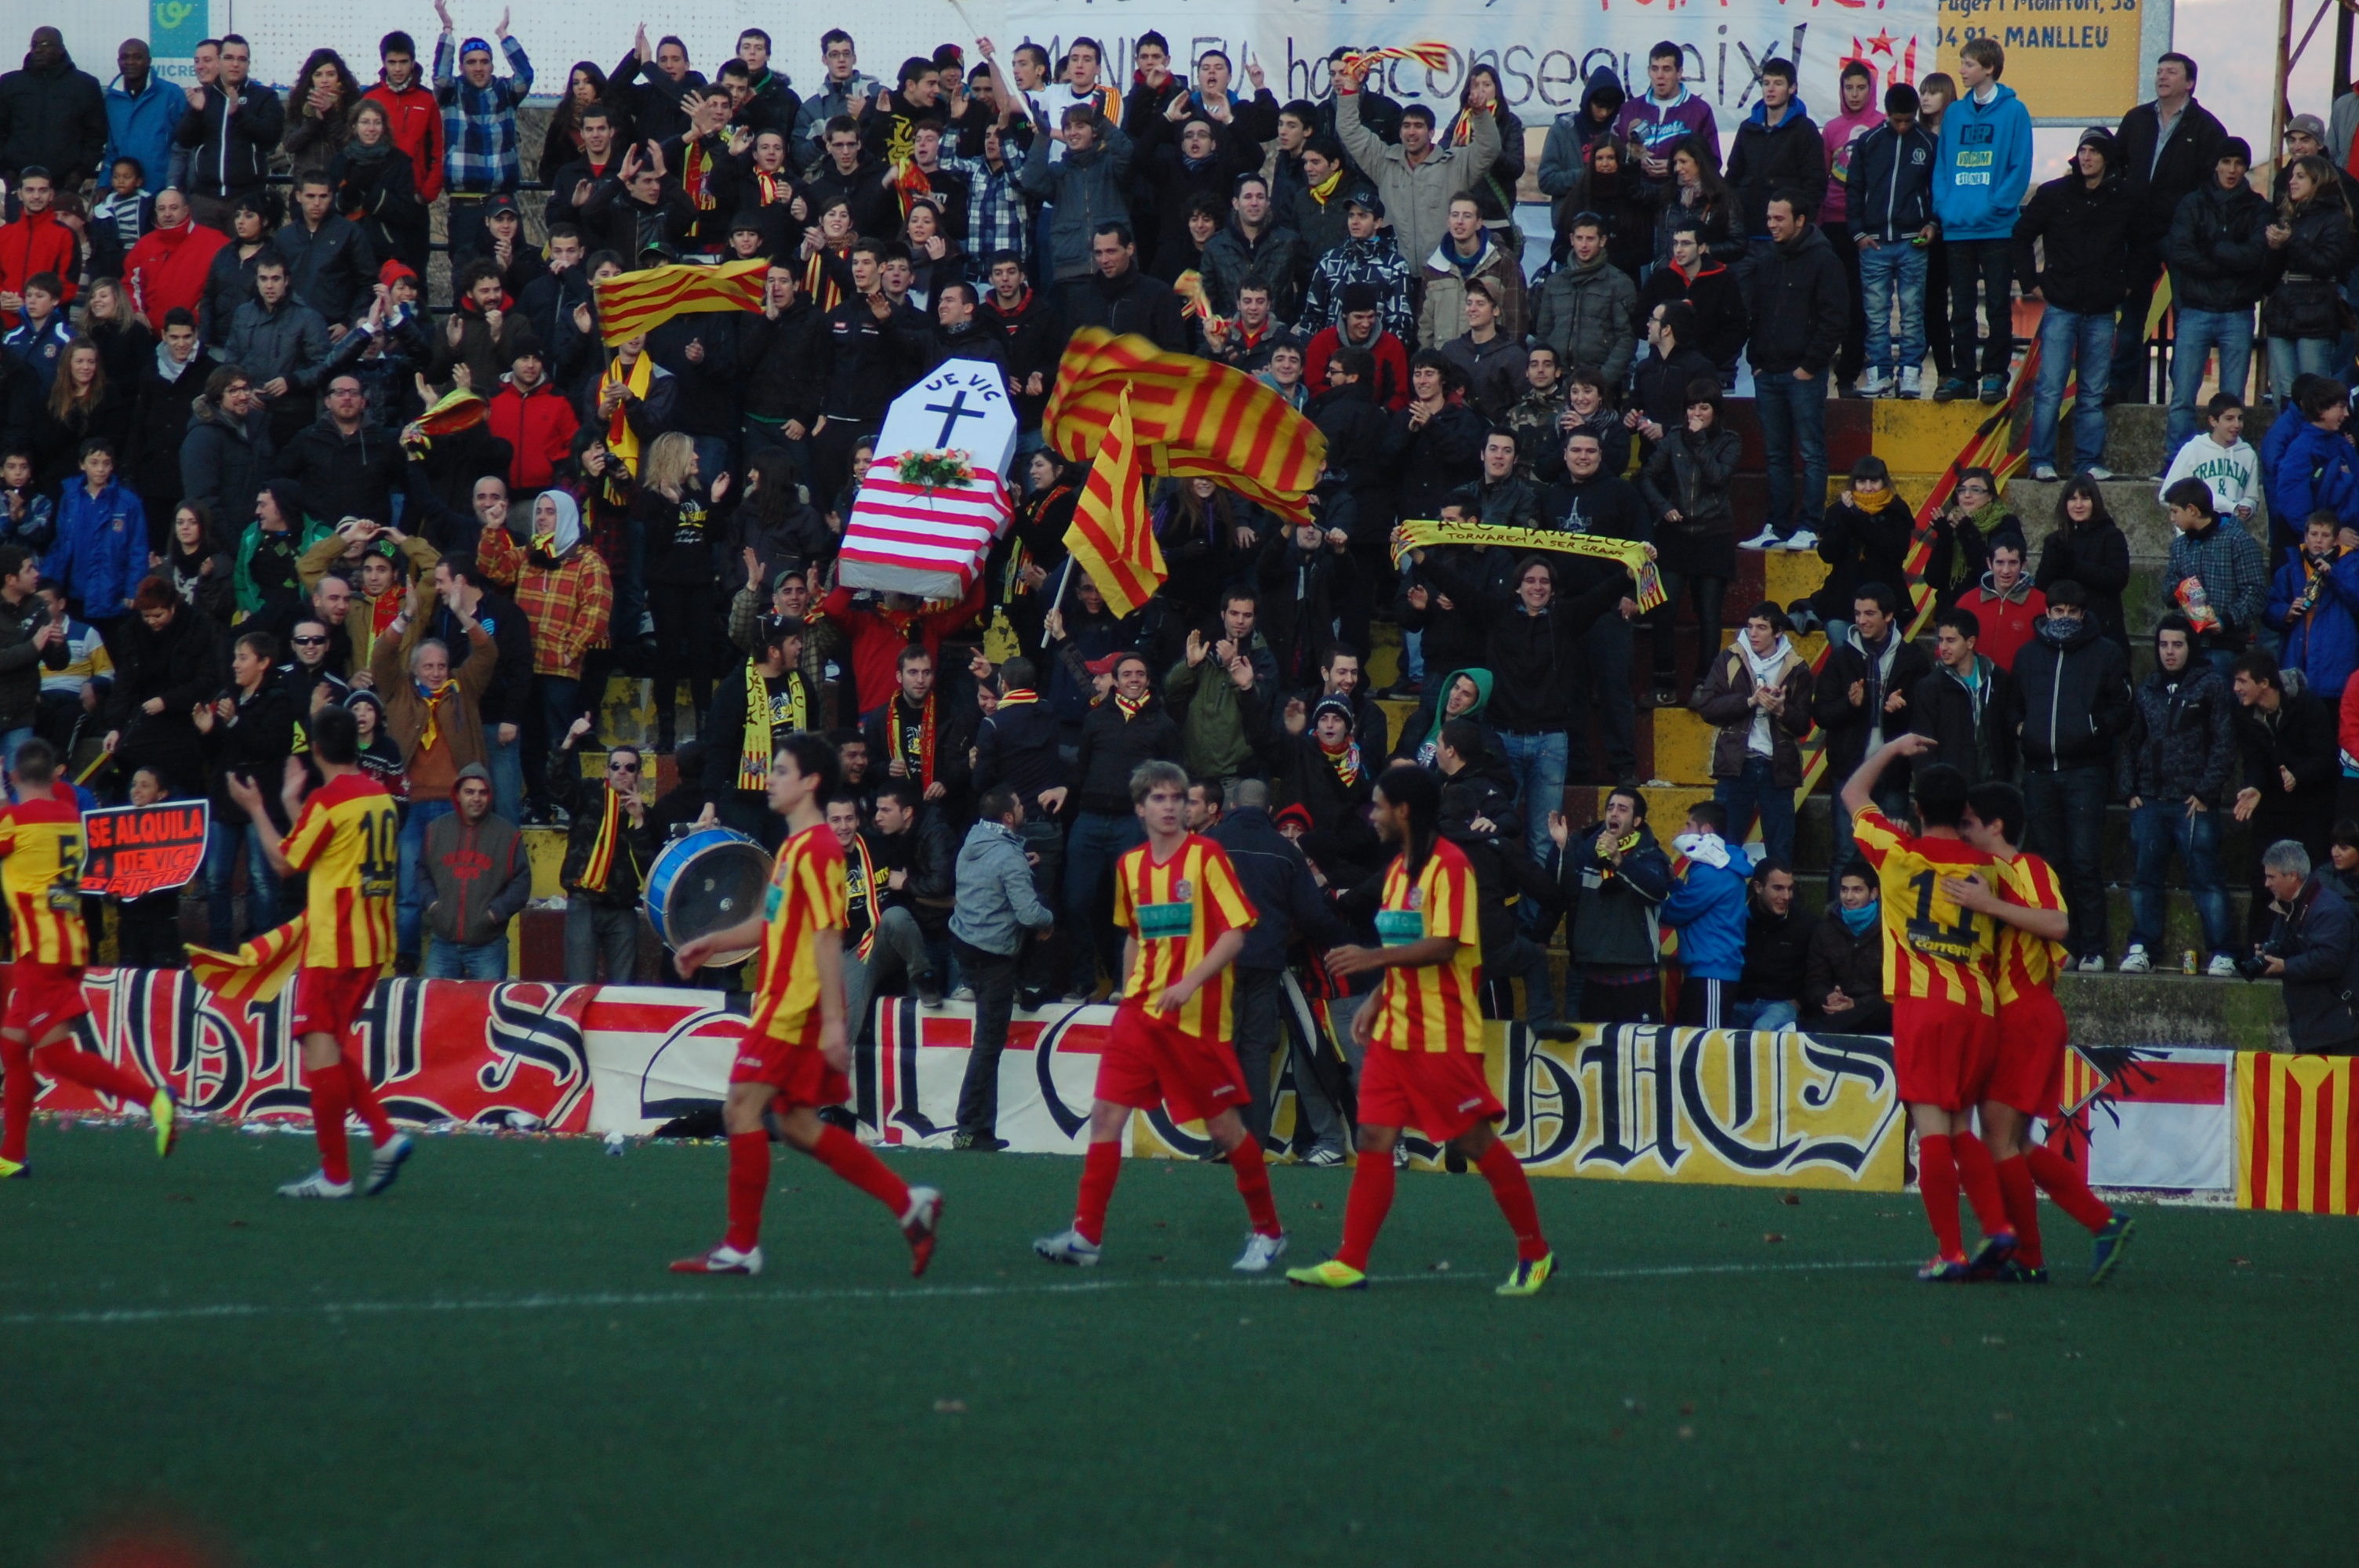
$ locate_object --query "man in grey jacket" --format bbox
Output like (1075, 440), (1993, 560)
(2261, 842), (2359, 1054)
(950, 785), (1056, 1149)
(1333, 59), (1499, 274)
(423, 763), (531, 978)
(225, 256), (329, 448)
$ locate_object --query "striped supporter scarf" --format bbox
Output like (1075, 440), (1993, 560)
(889, 693), (937, 787)
(415, 680), (459, 753)
(577, 783), (623, 892)
(738, 663), (805, 790)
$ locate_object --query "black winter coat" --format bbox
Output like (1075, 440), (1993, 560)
(1804, 908), (1889, 1030)
(1812, 495), (1914, 623)
(2117, 662), (2237, 805)
(1390, 400), (1487, 524)
(1062, 267), (1190, 356)
(271, 416), (405, 527)
(0, 52), (108, 184)
(1737, 904), (1809, 1003)
(2261, 202), (2355, 343)
(1071, 697), (1183, 817)
(104, 604), (226, 795)
(1637, 426), (1741, 576)
(1812, 632), (1935, 785)
(127, 350), (220, 512)
(2165, 179), (2277, 314)
(2267, 874), (2359, 1052)
(1909, 655), (2019, 784)
(1747, 223), (1848, 376)
(173, 81), (286, 202)
(2013, 618), (2132, 771)
(742, 299), (827, 426)
(2012, 172), (2139, 316)
(2034, 518), (2133, 648)
(1725, 107), (1824, 236)
(2114, 96), (2228, 243)
(2236, 683), (2339, 818)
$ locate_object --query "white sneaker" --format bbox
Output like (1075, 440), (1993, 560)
(1392, 1144), (1411, 1169)
(1033, 1226), (1102, 1267)
(2118, 946), (2153, 975)
(1899, 367), (1921, 397)
(1232, 1231), (1290, 1272)
(1779, 529), (1819, 552)
(2084, 465), (2114, 481)
(668, 1243), (763, 1274)
(1858, 370), (1888, 399)
(1740, 527), (1784, 550)
(2208, 953), (2241, 978)
(278, 1170), (354, 1199)
(2077, 954), (2106, 973)
(363, 1132), (414, 1197)
(2030, 463), (2059, 482)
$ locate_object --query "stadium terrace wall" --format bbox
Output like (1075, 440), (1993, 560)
(20, 970), (2274, 1204)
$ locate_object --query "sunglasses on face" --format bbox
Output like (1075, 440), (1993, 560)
(609, 760), (640, 773)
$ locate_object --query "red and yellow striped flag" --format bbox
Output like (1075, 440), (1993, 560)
(1044, 327), (1327, 522)
(1339, 42), (1456, 74)
(187, 916), (312, 1007)
(1063, 388), (1164, 619)
(2237, 1051), (2359, 1214)
(592, 258), (768, 347)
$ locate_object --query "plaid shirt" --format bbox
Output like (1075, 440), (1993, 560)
(2168, 516), (2269, 645)
(432, 34), (534, 194)
(475, 522), (612, 677)
(940, 154), (1030, 269)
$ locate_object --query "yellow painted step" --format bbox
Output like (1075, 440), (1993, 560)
(1871, 398), (1991, 474)
(1651, 704), (1717, 786)
(1764, 550), (1830, 606)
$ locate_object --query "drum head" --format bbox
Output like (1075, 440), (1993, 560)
(658, 840), (773, 968)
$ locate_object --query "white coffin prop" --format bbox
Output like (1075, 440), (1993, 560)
(837, 359), (1020, 600)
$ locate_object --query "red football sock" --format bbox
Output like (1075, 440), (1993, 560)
(1335, 1147), (1397, 1271)
(31, 1042), (155, 1107)
(309, 1059), (354, 1185)
(809, 1124), (912, 1218)
(1227, 1133), (1281, 1237)
(1950, 1131), (2014, 1238)
(2, 1037), (31, 1163)
(1476, 1140), (1550, 1261)
(1994, 1155), (2043, 1269)
(1915, 1133), (1965, 1261)
(725, 1131), (770, 1252)
(2026, 1142), (2114, 1233)
(1073, 1138), (1123, 1245)
(339, 1054), (394, 1146)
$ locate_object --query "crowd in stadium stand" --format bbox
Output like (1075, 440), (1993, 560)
(4, 13), (2359, 1137)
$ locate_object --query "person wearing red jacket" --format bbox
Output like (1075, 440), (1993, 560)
(1958, 535), (2048, 673)
(820, 574), (985, 720)
(122, 191), (229, 326)
(0, 170), (79, 329)
(361, 31), (446, 206)
(486, 339), (579, 495)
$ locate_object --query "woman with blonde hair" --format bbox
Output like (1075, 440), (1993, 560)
(634, 432), (730, 752)
(2263, 154), (2356, 402)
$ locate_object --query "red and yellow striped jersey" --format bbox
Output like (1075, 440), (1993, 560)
(1850, 807), (1998, 1014)
(1113, 833), (1256, 1040)
(282, 772), (398, 969)
(0, 795), (88, 966)
(749, 823), (848, 1045)
(1369, 836), (1485, 1052)
(1994, 851), (2069, 1007)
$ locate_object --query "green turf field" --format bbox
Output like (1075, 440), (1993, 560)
(5, 1123), (2357, 1567)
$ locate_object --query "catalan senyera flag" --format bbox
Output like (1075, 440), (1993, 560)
(1063, 387), (1164, 618)
(187, 916), (312, 1007)
(2237, 1051), (2359, 1214)
(1338, 42), (1456, 74)
(593, 258), (768, 347)
(1044, 327), (1326, 522)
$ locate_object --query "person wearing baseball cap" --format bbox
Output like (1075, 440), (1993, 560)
(2161, 134), (2274, 456)
(2015, 124), (2139, 480)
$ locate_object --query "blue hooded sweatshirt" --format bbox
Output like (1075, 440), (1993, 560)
(1932, 81), (2032, 241)
(1660, 846), (1750, 982)
(2267, 419), (2359, 537)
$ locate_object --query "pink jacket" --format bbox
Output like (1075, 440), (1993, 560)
(1821, 107), (1885, 224)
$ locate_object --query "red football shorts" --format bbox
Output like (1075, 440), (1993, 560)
(289, 964), (381, 1043)
(1892, 997), (1999, 1112)
(1983, 990), (2067, 1120)
(2, 961), (88, 1036)
(1356, 1041), (1505, 1145)
(1092, 1000), (1251, 1126)
(729, 1023), (851, 1108)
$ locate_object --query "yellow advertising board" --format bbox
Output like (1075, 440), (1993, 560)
(1132, 1023), (1910, 1194)
(1936, 0), (2160, 125)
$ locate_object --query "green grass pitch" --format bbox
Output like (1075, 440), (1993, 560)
(5, 1123), (2357, 1566)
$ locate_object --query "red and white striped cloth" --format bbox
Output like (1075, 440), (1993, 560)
(837, 459), (1015, 600)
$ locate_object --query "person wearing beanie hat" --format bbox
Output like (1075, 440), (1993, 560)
(431, 7), (535, 267)
(2013, 123), (2139, 480)
(421, 761), (529, 978)
(2162, 133), (2275, 456)
(1300, 188), (1415, 342)
(1266, 691), (1379, 875)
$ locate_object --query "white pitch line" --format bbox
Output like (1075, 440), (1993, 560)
(0, 1258), (1914, 1329)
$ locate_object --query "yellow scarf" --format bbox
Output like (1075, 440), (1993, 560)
(578, 782), (623, 891)
(1307, 169), (1343, 206)
(415, 679), (459, 753)
(1114, 691), (1147, 720)
(604, 351), (656, 475)
(996, 688), (1039, 707)
(740, 662), (806, 790)
(888, 692), (937, 788)
(1852, 486), (1899, 514)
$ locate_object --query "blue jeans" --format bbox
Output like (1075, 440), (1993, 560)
(2029, 307), (2114, 473)
(2270, 336), (2341, 406)
(203, 818), (278, 950)
(2128, 799), (2234, 960)
(1731, 996), (1798, 1032)
(1714, 754), (1795, 866)
(396, 798), (454, 960)
(1496, 729), (1568, 869)
(1752, 369), (1828, 535)
(423, 938), (510, 979)
(2168, 307), (2256, 455)
(1063, 810), (1146, 992)
(2023, 764), (2109, 959)
(1858, 239), (1928, 378)
(480, 722), (523, 827)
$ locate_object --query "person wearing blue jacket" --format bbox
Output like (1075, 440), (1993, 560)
(1848, 83), (1940, 398)
(1659, 799), (1750, 1027)
(51, 439), (148, 641)
(102, 41), (184, 192)
(2264, 377), (2359, 554)
(2266, 513), (2359, 701)
(1932, 38), (2032, 405)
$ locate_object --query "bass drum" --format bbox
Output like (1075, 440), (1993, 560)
(643, 828), (774, 969)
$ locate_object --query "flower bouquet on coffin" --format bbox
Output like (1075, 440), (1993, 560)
(838, 358), (1021, 600)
